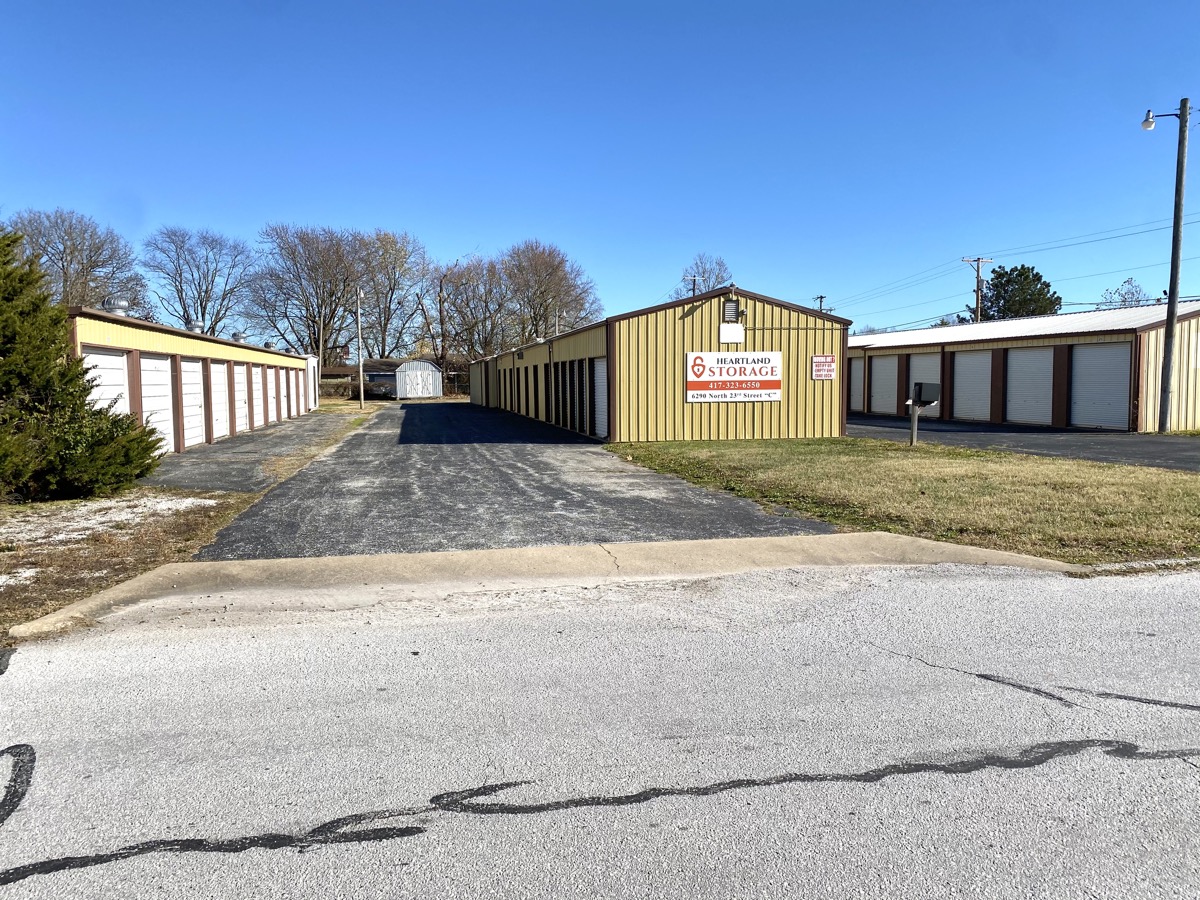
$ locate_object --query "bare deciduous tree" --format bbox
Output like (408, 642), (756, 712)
(669, 252), (732, 300)
(243, 224), (362, 364)
(1099, 277), (1156, 309)
(501, 239), (601, 343)
(5, 208), (150, 316)
(141, 226), (255, 334)
(356, 229), (427, 359)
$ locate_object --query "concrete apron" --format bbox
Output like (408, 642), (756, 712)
(9, 533), (1085, 640)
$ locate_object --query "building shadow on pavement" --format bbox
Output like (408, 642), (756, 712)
(393, 401), (601, 446)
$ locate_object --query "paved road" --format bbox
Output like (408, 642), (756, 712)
(199, 402), (830, 560)
(2, 563), (1198, 897)
(848, 413), (1200, 471)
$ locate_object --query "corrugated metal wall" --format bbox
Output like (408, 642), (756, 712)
(75, 316), (307, 371)
(1140, 317), (1200, 431)
(610, 293), (844, 441)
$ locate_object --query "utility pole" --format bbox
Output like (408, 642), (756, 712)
(1143, 99), (1190, 433)
(813, 294), (832, 314)
(356, 288), (365, 411)
(688, 274), (700, 297)
(962, 257), (993, 322)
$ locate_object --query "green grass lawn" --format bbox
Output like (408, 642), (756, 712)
(607, 438), (1200, 565)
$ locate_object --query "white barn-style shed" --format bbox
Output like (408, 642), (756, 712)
(395, 359), (443, 399)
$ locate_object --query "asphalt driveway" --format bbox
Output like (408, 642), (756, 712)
(848, 414), (1200, 471)
(199, 402), (830, 560)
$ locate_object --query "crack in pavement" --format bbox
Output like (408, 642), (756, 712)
(597, 543), (621, 573)
(2, 738), (1197, 886)
(867, 643), (1087, 710)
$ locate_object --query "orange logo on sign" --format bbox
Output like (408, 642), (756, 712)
(690, 356), (707, 379)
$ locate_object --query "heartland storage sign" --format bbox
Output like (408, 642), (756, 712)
(686, 352), (782, 403)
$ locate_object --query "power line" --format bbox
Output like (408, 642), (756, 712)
(833, 214), (1200, 312)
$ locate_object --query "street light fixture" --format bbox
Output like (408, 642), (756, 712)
(1143, 98), (1190, 433)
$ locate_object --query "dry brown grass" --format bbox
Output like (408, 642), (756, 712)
(0, 489), (256, 642)
(1, 406), (379, 642)
(609, 438), (1200, 565)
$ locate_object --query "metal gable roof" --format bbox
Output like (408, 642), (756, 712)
(848, 301), (1200, 350)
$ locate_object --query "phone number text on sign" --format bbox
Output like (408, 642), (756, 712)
(685, 352), (783, 403)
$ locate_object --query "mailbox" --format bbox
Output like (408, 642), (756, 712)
(911, 382), (940, 407)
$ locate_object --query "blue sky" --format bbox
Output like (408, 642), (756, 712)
(3, 0), (1197, 329)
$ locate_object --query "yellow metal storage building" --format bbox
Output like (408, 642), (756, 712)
(70, 306), (318, 454)
(469, 286), (850, 442)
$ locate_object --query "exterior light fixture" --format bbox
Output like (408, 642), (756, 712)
(1141, 110), (1156, 131)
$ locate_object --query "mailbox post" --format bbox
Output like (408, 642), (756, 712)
(908, 382), (941, 446)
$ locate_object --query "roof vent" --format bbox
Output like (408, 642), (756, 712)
(187, 319), (204, 333)
(102, 296), (130, 316)
(264, 341), (277, 350)
(232, 332), (247, 343)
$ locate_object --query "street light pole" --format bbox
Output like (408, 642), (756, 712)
(1143, 99), (1190, 433)
(356, 288), (365, 411)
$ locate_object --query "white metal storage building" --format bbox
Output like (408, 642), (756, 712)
(395, 359), (443, 399)
(847, 301), (1200, 432)
(71, 306), (320, 454)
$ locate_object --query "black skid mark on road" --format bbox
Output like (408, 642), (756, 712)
(3, 739), (1198, 886)
(0, 805), (427, 886)
(1058, 686), (1200, 713)
(0, 745), (35, 831)
(427, 740), (1198, 815)
(868, 643), (1081, 708)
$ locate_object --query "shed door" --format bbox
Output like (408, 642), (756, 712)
(266, 368), (278, 423)
(869, 355), (897, 414)
(953, 351), (991, 421)
(252, 366), (265, 426)
(234, 365), (250, 432)
(593, 358), (609, 438)
(1006, 348), (1053, 425)
(849, 358), (864, 412)
(83, 348), (130, 415)
(1071, 343), (1131, 430)
(180, 358), (206, 448)
(292, 370), (301, 414)
(210, 362), (230, 439)
(140, 354), (176, 452)
(908, 353), (940, 402)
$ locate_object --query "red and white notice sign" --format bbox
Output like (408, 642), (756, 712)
(685, 352), (782, 403)
(811, 354), (836, 380)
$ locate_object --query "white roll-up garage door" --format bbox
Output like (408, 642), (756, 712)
(251, 366), (265, 427)
(140, 354), (175, 453)
(210, 362), (230, 439)
(592, 358), (608, 438)
(1006, 348), (1053, 425)
(953, 351), (991, 421)
(180, 358), (206, 448)
(869, 355), (898, 414)
(266, 368), (278, 423)
(849, 358), (864, 412)
(280, 369), (291, 418)
(907, 353), (940, 402)
(83, 348), (130, 415)
(234, 364), (250, 433)
(1071, 343), (1131, 430)
(292, 369), (302, 414)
